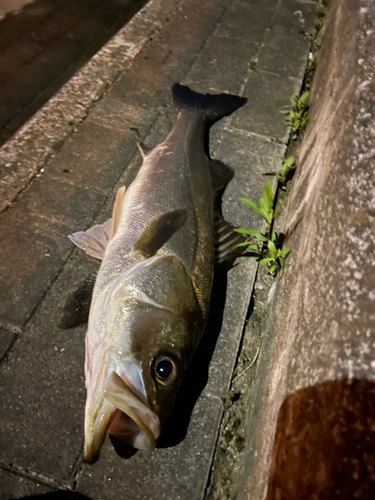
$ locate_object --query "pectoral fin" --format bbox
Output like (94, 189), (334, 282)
(68, 186), (126, 259)
(134, 209), (187, 256)
(214, 213), (245, 264)
(68, 219), (112, 260)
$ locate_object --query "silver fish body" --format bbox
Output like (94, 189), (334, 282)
(68, 84), (247, 463)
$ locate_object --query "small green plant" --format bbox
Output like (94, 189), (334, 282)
(280, 92), (309, 139)
(263, 156), (296, 189)
(235, 184), (290, 276)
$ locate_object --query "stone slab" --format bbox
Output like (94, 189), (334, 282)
(0, 174), (105, 328)
(110, 0), (230, 111)
(77, 395), (223, 500)
(257, 25), (310, 81)
(184, 35), (258, 95)
(0, 255), (92, 484)
(0, 468), (53, 500)
(47, 102), (158, 194)
(0, 328), (16, 364)
(231, 70), (302, 143)
(214, 1), (274, 44)
(270, 0), (317, 32)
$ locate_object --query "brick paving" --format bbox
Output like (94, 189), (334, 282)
(0, 0), (148, 146)
(0, 0), (316, 498)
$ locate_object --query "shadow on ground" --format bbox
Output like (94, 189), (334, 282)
(11, 492), (92, 500)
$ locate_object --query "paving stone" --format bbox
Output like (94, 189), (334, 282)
(0, 252), (95, 483)
(184, 35), (257, 95)
(0, 100), (19, 130)
(48, 102), (158, 193)
(0, 328), (16, 364)
(231, 70), (302, 142)
(2, 34), (43, 65)
(271, 0), (317, 32)
(0, 51), (26, 86)
(111, 0), (231, 110)
(5, 0), (58, 27)
(68, 10), (123, 49)
(77, 395), (224, 500)
(257, 25), (310, 80)
(0, 175), (105, 327)
(0, 468), (53, 500)
(217, 130), (284, 228)
(55, 0), (104, 22)
(0, 19), (25, 51)
(214, 1), (273, 44)
(240, 0), (279, 7)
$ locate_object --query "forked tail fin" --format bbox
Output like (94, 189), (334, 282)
(172, 83), (247, 123)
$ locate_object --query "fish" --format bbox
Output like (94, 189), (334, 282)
(68, 83), (247, 463)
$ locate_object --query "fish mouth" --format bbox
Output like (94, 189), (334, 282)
(84, 370), (160, 464)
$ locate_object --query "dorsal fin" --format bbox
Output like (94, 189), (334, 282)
(137, 142), (154, 158)
(110, 186), (126, 239)
(133, 209), (187, 256)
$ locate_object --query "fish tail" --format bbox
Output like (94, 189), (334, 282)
(172, 83), (247, 123)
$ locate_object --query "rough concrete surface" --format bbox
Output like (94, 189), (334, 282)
(0, 0), (314, 498)
(0, 0), (149, 144)
(239, 0), (375, 499)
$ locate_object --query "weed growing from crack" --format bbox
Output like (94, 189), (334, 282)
(280, 92), (310, 139)
(263, 156), (296, 189)
(235, 184), (290, 276)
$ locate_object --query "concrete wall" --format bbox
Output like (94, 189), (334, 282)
(239, 0), (375, 498)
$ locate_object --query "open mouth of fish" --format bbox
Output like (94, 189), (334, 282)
(84, 371), (160, 463)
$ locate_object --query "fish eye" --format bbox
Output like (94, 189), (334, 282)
(153, 355), (178, 385)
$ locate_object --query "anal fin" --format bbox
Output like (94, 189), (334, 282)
(215, 213), (245, 264)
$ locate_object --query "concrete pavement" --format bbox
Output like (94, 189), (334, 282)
(0, 0), (315, 498)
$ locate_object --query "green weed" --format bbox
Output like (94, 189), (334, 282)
(235, 184), (290, 276)
(280, 92), (309, 139)
(263, 156), (296, 189)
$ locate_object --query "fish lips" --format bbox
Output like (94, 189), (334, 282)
(84, 370), (160, 464)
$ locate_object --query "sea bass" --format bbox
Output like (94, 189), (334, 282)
(68, 84), (247, 463)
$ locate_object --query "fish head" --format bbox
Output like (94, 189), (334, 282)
(84, 254), (203, 463)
